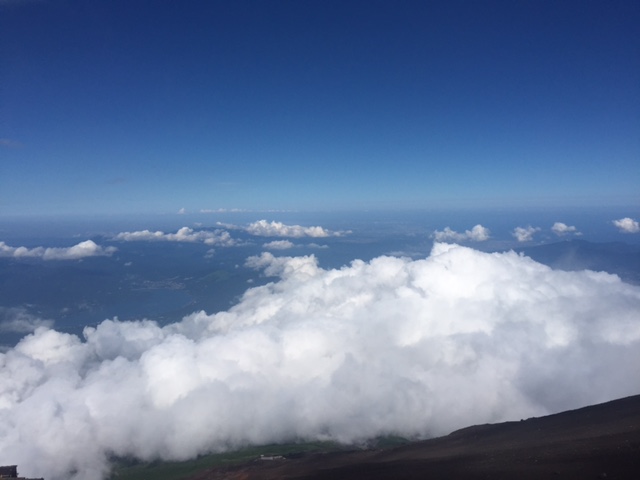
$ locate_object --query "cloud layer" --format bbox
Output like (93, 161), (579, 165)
(0, 240), (116, 260)
(1, 244), (640, 480)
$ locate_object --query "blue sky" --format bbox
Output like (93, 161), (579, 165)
(1, 0), (638, 215)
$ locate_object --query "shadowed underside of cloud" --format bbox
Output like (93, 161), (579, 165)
(114, 227), (235, 246)
(1, 244), (640, 480)
(0, 240), (116, 260)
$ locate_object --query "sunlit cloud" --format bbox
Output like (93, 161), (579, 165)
(219, 220), (347, 238)
(512, 225), (541, 242)
(551, 222), (581, 236)
(432, 224), (490, 242)
(247, 220), (338, 238)
(114, 227), (235, 246)
(0, 240), (117, 260)
(263, 240), (296, 250)
(2, 244), (639, 480)
(612, 217), (640, 234)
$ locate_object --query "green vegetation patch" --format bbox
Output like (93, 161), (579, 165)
(108, 441), (344, 480)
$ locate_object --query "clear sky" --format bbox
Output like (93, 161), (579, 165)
(1, 0), (638, 215)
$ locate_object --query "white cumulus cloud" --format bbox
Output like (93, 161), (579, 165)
(512, 226), (541, 242)
(263, 240), (296, 250)
(612, 217), (640, 234)
(245, 220), (341, 238)
(551, 222), (581, 236)
(114, 227), (235, 246)
(432, 224), (490, 242)
(0, 240), (116, 260)
(1, 244), (640, 480)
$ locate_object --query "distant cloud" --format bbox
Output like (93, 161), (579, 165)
(0, 240), (116, 260)
(612, 217), (640, 234)
(512, 226), (541, 242)
(433, 224), (490, 242)
(551, 222), (581, 236)
(219, 219), (347, 238)
(177, 208), (186, 215)
(114, 226), (235, 246)
(200, 208), (247, 213)
(308, 243), (329, 249)
(263, 240), (295, 250)
(247, 220), (339, 238)
(0, 307), (53, 334)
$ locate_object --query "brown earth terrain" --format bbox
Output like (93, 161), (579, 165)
(186, 394), (640, 480)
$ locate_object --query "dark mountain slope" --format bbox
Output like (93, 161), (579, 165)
(188, 394), (640, 479)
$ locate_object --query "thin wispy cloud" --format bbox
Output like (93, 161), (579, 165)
(0, 307), (53, 334)
(263, 240), (296, 250)
(612, 217), (640, 233)
(2, 244), (639, 480)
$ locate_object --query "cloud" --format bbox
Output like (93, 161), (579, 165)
(263, 240), (296, 250)
(613, 217), (640, 234)
(1, 244), (640, 480)
(551, 222), (581, 236)
(432, 224), (490, 242)
(0, 240), (117, 260)
(245, 220), (343, 238)
(200, 208), (247, 213)
(177, 208), (186, 215)
(114, 227), (235, 246)
(512, 226), (541, 242)
(0, 307), (54, 334)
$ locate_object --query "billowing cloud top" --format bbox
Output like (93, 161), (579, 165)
(114, 227), (235, 246)
(246, 220), (339, 237)
(613, 217), (640, 234)
(0, 240), (116, 260)
(432, 224), (490, 242)
(2, 244), (640, 480)
(551, 222), (581, 236)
